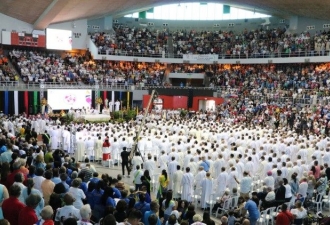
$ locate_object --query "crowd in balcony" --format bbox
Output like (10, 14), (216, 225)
(9, 49), (166, 86)
(91, 25), (169, 57)
(91, 25), (330, 58)
(0, 56), (18, 83)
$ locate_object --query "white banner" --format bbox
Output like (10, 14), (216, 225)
(182, 54), (218, 61)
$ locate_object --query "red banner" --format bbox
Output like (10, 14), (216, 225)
(10, 32), (46, 48)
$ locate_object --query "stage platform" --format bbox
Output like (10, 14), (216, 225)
(82, 114), (111, 122)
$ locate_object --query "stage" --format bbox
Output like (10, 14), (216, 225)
(81, 114), (111, 122)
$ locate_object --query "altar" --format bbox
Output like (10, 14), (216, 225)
(82, 114), (111, 122)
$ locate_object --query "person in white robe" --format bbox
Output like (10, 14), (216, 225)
(111, 138), (120, 163)
(173, 165), (184, 199)
(75, 137), (86, 162)
(194, 167), (206, 190)
(62, 128), (71, 153)
(200, 172), (214, 209)
(109, 102), (114, 112)
(168, 157), (178, 190)
(131, 152), (143, 173)
(187, 158), (199, 175)
(228, 167), (239, 192)
(115, 100), (120, 111)
(159, 151), (169, 171)
(50, 127), (59, 150)
(216, 167), (228, 194)
(143, 154), (156, 176)
(85, 136), (95, 161)
(94, 136), (103, 162)
(181, 167), (194, 202)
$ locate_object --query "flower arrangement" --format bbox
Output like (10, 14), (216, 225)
(95, 97), (103, 105)
(41, 98), (47, 106)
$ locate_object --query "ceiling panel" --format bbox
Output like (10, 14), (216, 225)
(0, 0), (328, 28)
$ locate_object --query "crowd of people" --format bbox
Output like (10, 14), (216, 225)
(0, 95), (329, 225)
(91, 26), (169, 57)
(0, 55), (18, 84)
(9, 50), (165, 87)
(92, 25), (330, 58)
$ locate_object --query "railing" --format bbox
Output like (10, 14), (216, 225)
(98, 50), (330, 59)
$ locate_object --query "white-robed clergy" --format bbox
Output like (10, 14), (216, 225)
(181, 167), (194, 202)
(173, 165), (184, 199)
(200, 172), (214, 209)
(62, 128), (71, 153)
(159, 151), (169, 171)
(216, 167), (228, 194)
(111, 138), (120, 163)
(75, 137), (86, 162)
(194, 167), (206, 190)
(168, 157), (178, 190)
(143, 154), (156, 176)
(50, 127), (59, 150)
(85, 136), (95, 161)
(94, 136), (103, 161)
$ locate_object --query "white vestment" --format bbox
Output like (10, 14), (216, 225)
(173, 170), (184, 198)
(94, 139), (103, 161)
(144, 160), (156, 176)
(201, 178), (214, 208)
(181, 172), (194, 202)
(168, 161), (178, 190)
(75, 139), (86, 162)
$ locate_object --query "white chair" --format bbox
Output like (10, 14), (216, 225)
(231, 196), (239, 209)
(312, 193), (324, 212)
(192, 188), (202, 209)
(108, 158), (114, 168)
(215, 197), (232, 218)
(322, 195), (330, 211)
(257, 206), (276, 225)
(205, 193), (217, 214)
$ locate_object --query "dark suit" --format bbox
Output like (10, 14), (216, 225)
(121, 150), (130, 176)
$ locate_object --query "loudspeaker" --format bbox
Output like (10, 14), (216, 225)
(188, 89), (193, 108)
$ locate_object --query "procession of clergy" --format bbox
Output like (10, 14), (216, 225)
(3, 109), (330, 210)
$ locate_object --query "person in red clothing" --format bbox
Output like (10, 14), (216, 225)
(18, 193), (41, 225)
(6, 160), (28, 188)
(40, 205), (54, 225)
(2, 185), (25, 225)
(276, 204), (294, 225)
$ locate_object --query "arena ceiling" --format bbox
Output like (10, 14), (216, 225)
(0, 0), (327, 29)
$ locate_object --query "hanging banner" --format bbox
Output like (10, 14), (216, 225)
(182, 54), (218, 61)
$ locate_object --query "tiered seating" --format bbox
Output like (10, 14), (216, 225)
(91, 26), (169, 57)
(92, 26), (330, 58)
(10, 49), (166, 86)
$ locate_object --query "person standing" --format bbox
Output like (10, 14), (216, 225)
(133, 165), (143, 191)
(173, 165), (184, 200)
(121, 147), (131, 178)
(238, 171), (252, 198)
(94, 136), (103, 163)
(181, 167), (194, 202)
(200, 172), (213, 210)
(244, 196), (260, 225)
(18, 193), (41, 225)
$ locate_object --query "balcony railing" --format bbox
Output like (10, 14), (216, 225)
(98, 50), (330, 59)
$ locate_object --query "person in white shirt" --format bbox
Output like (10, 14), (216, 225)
(264, 171), (275, 190)
(77, 204), (93, 225)
(238, 171), (252, 198)
(133, 165), (143, 191)
(55, 193), (82, 225)
(298, 178), (308, 198)
(33, 168), (46, 194)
